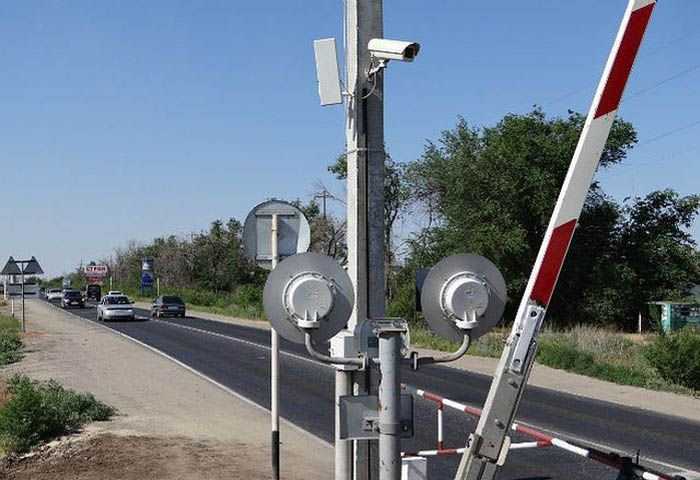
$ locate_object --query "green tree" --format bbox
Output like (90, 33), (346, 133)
(406, 109), (637, 321)
(401, 109), (700, 329)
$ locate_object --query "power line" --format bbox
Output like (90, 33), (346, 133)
(638, 118), (700, 146)
(598, 143), (700, 180)
(540, 28), (700, 109)
(623, 61), (700, 102)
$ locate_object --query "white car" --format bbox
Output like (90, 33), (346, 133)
(107, 291), (123, 296)
(46, 288), (64, 301)
(97, 295), (135, 321)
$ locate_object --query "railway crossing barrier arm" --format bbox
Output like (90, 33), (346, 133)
(456, 1), (658, 478)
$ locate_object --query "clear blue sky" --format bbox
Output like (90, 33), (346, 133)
(1, 1), (698, 277)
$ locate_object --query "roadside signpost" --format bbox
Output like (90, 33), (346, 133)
(1, 256), (44, 332)
(242, 199), (310, 480)
(141, 258), (154, 296)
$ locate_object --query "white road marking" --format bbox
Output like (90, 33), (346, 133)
(148, 317), (333, 369)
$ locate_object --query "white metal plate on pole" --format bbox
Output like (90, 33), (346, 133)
(243, 200), (311, 271)
(263, 252), (354, 344)
(421, 253), (506, 342)
(314, 38), (343, 106)
(8, 284), (39, 296)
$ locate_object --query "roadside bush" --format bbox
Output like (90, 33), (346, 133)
(0, 315), (22, 366)
(0, 375), (115, 453)
(537, 340), (648, 386)
(233, 283), (263, 312)
(644, 328), (700, 391)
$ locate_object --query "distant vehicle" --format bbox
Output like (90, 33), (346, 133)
(46, 288), (63, 301)
(150, 295), (186, 318)
(84, 284), (102, 302)
(61, 290), (85, 309)
(107, 291), (123, 296)
(97, 295), (135, 322)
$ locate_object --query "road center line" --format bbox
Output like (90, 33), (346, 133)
(149, 318), (333, 369)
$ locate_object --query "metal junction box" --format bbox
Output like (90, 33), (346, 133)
(338, 394), (414, 440)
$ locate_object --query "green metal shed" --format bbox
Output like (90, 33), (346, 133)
(648, 301), (700, 333)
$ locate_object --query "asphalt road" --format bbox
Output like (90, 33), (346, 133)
(45, 299), (700, 480)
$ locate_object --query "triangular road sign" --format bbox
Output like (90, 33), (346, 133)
(1, 257), (21, 275)
(23, 257), (44, 275)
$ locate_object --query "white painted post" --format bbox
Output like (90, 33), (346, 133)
(21, 270), (25, 333)
(638, 311), (642, 334)
(270, 213), (280, 480)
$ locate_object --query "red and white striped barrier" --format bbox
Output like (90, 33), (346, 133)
(527, 0), (656, 311)
(401, 383), (679, 480)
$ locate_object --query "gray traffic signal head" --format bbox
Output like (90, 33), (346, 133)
(421, 253), (507, 342)
(263, 252), (354, 344)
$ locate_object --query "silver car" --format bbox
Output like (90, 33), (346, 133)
(97, 295), (135, 321)
(46, 288), (63, 301)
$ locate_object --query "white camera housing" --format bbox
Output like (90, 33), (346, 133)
(367, 38), (420, 62)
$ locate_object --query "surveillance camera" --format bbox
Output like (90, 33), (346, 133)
(367, 38), (420, 63)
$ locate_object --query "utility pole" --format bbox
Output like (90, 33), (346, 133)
(339, 1), (385, 479)
(314, 189), (331, 219)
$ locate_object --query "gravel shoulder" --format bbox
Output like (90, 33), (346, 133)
(1, 300), (332, 479)
(141, 302), (700, 422)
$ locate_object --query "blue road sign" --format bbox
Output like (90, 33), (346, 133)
(141, 271), (154, 288)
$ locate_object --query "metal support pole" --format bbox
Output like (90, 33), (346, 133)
(270, 213), (280, 480)
(342, 1), (385, 478)
(377, 331), (400, 480)
(336, 370), (353, 480)
(21, 271), (25, 333)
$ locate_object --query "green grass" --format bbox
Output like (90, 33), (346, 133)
(409, 322), (696, 395)
(0, 315), (22, 367)
(409, 325), (506, 358)
(0, 375), (115, 454)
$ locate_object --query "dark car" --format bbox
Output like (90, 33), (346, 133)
(61, 290), (85, 309)
(150, 295), (186, 318)
(84, 284), (102, 302)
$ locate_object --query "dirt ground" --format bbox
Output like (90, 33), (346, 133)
(0, 300), (333, 479)
(1, 433), (271, 480)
